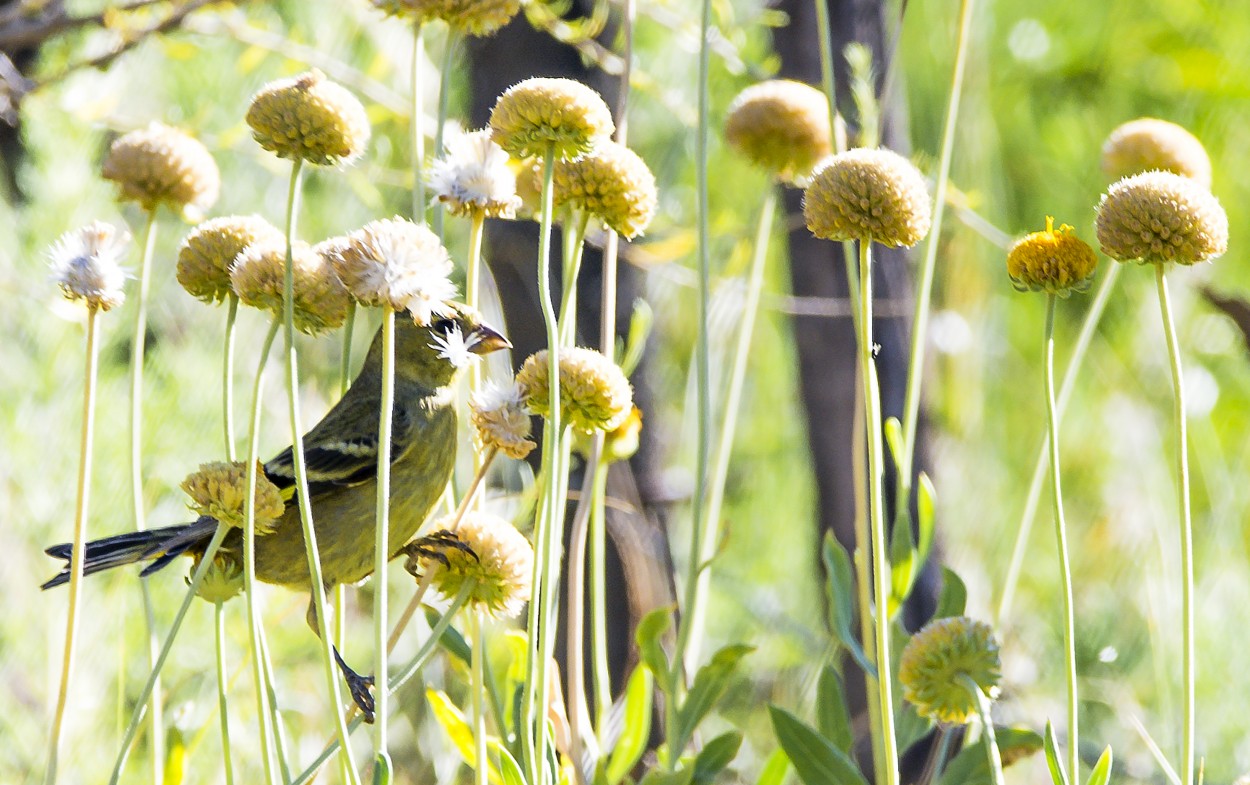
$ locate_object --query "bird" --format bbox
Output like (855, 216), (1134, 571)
(42, 304), (510, 720)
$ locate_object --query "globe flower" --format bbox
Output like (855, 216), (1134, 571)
(725, 79), (832, 185)
(191, 553), (245, 604)
(370, 0), (521, 36)
(101, 122), (220, 218)
(490, 77), (614, 160)
(1095, 171), (1228, 265)
(411, 512), (534, 618)
(899, 616), (1002, 725)
(181, 461), (285, 534)
(574, 404), (642, 464)
(803, 148), (932, 248)
(469, 379), (535, 460)
(1102, 118), (1211, 188)
(48, 221), (130, 312)
(331, 217), (458, 324)
(246, 69), (370, 167)
(176, 215), (284, 304)
(554, 141), (658, 239)
(230, 238), (351, 334)
(517, 347), (633, 434)
(428, 128), (522, 219)
(1006, 216), (1098, 297)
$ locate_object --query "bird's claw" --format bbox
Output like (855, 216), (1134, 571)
(402, 529), (478, 577)
(333, 645), (376, 723)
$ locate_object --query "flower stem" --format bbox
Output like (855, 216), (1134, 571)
(956, 674), (1005, 785)
(373, 307), (397, 768)
(587, 459), (612, 735)
(214, 601), (235, 785)
(860, 238), (899, 785)
(224, 294), (240, 461)
(44, 305), (102, 785)
(1044, 294), (1080, 785)
(558, 210), (591, 347)
(432, 28), (459, 240)
(1156, 264), (1194, 785)
(255, 613), (293, 784)
(411, 19), (426, 223)
(996, 262), (1121, 625)
(566, 450), (599, 767)
(472, 611), (488, 785)
(280, 158), (362, 785)
(466, 211), (487, 495)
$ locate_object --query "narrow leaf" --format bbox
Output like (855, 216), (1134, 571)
(606, 666), (654, 785)
(916, 472), (936, 565)
(693, 731), (743, 783)
(770, 705), (869, 785)
(815, 666), (854, 754)
(821, 533), (875, 675)
(1085, 746), (1113, 785)
(492, 742), (526, 785)
(934, 567), (967, 619)
(756, 749), (791, 785)
(884, 417), (904, 475)
(427, 687), (501, 783)
(426, 606), (471, 664)
(1043, 721), (1071, 785)
(890, 506), (917, 608)
(673, 644), (753, 755)
(636, 607), (674, 693)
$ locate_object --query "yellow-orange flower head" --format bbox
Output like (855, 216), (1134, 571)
(490, 77), (614, 160)
(370, 0), (520, 36)
(177, 215), (283, 304)
(725, 79), (832, 185)
(517, 347), (633, 434)
(246, 69), (370, 167)
(102, 122), (220, 218)
(554, 141), (658, 239)
(181, 461), (285, 534)
(1006, 216), (1098, 297)
(899, 616), (1001, 725)
(1102, 118), (1211, 188)
(1096, 171), (1228, 265)
(803, 148), (931, 248)
(230, 238), (350, 334)
(413, 512), (534, 618)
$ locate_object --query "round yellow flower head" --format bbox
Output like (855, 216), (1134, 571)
(181, 461), (285, 534)
(246, 69), (370, 167)
(1006, 216), (1098, 297)
(1096, 171), (1228, 265)
(470, 379), (535, 460)
(177, 215), (284, 304)
(803, 148), (931, 248)
(490, 77), (614, 160)
(574, 404), (642, 464)
(191, 553), (244, 604)
(332, 217), (458, 324)
(101, 122), (220, 218)
(899, 616), (1001, 725)
(411, 512), (534, 618)
(725, 79), (832, 185)
(1102, 118), (1211, 188)
(48, 221), (130, 312)
(517, 347), (633, 434)
(230, 238), (351, 334)
(554, 141), (658, 239)
(371, 0), (520, 36)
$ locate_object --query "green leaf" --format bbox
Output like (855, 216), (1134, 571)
(996, 726), (1043, 768)
(426, 606), (471, 664)
(884, 417), (904, 475)
(621, 298), (654, 376)
(372, 752), (393, 785)
(916, 472), (936, 566)
(639, 768), (694, 785)
(821, 533), (875, 675)
(756, 749), (791, 785)
(692, 731), (743, 783)
(1044, 721), (1071, 785)
(163, 726), (186, 785)
(606, 666), (654, 785)
(1085, 746), (1113, 785)
(893, 702), (933, 756)
(636, 607), (675, 693)
(673, 644), (753, 755)
(934, 567), (967, 619)
(428, 687), (501, 783)
(890, 506), (917, 612)
(492, 742), (526, 785)
(769, 705), (869, 785)
(815, 666), (854, 754)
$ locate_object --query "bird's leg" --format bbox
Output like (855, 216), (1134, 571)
(400, 529), (478, 578)
(306, 595), (376, 723)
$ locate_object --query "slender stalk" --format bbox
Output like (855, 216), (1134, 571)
(466, 211), (487, 496)
(996, 263), (1121, 625)
(373, 307), (397, 767)
(859, 238), (900, 785)
(814, 0), (837, 141)
(341, 302), (357, 397)
(472, 612), (488, 785)
(411, 19), (426, 223)
(109, 523), (232, 785)
(588, 460), (612, 734)
(1156, 264), (1194, 785)
(956, 674), (1005, 785)
(1043, 294), (1080, 785)
(566, 449), (600, 769)
(128, 208), (163, 783)
(255, 614), (293, 784)
(44, 306), (102, 785)
(214, 601), (235, 785)
(432, 28), (459, 240)
(336, 300), (355, 785)
(539, 431), (575, 769)
(223, 294), (240, 461)
(243, 318), (282, 785)
(280, 159), (361, 785)
(558, 211), (592, 347)
(896, 0), (976, 505)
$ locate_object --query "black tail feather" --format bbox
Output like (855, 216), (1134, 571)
(41, 518), (219, 590)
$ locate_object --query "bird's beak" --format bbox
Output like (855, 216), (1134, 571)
(469, 323), (511, 355)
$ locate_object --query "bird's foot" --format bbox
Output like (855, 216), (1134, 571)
(401, 529), (478, 575)
(332, 645), (376, 723)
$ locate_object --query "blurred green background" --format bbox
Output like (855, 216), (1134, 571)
(2, 0), (1249, 782)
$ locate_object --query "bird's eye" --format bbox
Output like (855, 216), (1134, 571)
(431, 318), (456, 334)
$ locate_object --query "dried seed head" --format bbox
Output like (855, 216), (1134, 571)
(177, 215), (283, 304)
(246, 69), (370, 166)
(48, 221), (130, 312)
(490, 77), (614, 160)
(803, 148), (931, 248)
(554, 141), (658, 239)
(414, 512), (534, 618)
(469, 379), (535, 460)
(101, 122), (220, 218)
(725, 79), (832, 185)
(1006, 216), (1098, 297)
(371, 0), (521, 36)
(191, 553), (245, 604)
(231, 238), (351, 334)
(428, 128), (522, 219)
(181, 461), (285, 534)
(899, 616), (1002, 725)
(1096, 171), (1228, 265)
(332, 217), (458, 323)
(1102, 118), (1211, 188)
(517, 347), (633, 434)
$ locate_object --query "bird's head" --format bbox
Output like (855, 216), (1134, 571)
(390, 303), (511, 387)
